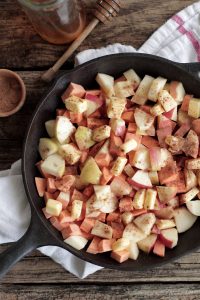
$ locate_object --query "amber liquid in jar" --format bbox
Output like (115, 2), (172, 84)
(18, 0), (86, 44)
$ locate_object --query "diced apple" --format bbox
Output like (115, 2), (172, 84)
(158, 90), (177, 112)
(38, 138), (58, 160)
(96, 73), (115, 97)
(129, 171), (152, 189)
(123, 223), (146, 242)
(157, 186), (177, 203)
(123, 69), (141, 90)
(154, 207), (174, 219)
(110, 119), (126, 137)
(133, 189), (146, 209)
(64, 95), (87, 114)
(183, 130), (199, 158)
(132, 148), (151, 170)
(179, 187), (199, 204)
(110, 176), (132, 197)
(107, 97), (126, 119)
(186, 158), (200, 169)
(134, 213), (156, 235)
(184, 169), (197, 191)
(80, 157), (102, 185)
(137, 234), (157, 253)
(188, 98), (200, 119)
(111, 157), (128, 176)
(71, 200), (83, 220)
(84, 93), (103, 117)
(159, 228), (178, 248)
(148, 76), (167, 102)
(46, 199), (62, 217)
(156, 219), (175, 230)
(166, 197), (179, 208)
(160, 149), (173, 168)
(134, 108), (154, 131)
(114, 81), (135, 98)
(144, 189), (157, 210)
(45, 120), (56, 138)
(62, 82), (86, 101)
(169, 81), (185, 104)
(55, 116), (75, 144)
(59, 144), (81, 165)
(91, 220), (113, 239)
(148, 171), (159, 185)
(123, 164), (135, 177)
(92, 125), (111, 142)
(121, 139), (138, 154)
(174, 207), (198, 233)
(149, 147), (162, 171)
(56, 192), (70, 209)
(186, 200), (200, 216)
(112, 238), (130, 252)
(94, 185), (111, 201)
(41, 153), (65, 178)
(75, 126), (96, 150)
(100, 194), (119, 214)
(121, 212), (134, 225)
(165, 135), (184, 153)
(132, 75), (154, 105)
(150, 103), (165, 116)
(111, 249), (130, 263)
(153, 240), (165, 257)
(129, 241), (140, 260)
(64, 236), (88, 250)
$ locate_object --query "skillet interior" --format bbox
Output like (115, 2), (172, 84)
(23, 53), (200, 270)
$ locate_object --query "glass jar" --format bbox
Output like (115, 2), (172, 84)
(18, 0), (86, 44)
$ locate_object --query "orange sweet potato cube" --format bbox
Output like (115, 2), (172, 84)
(35, 177), (47, 197)
(99, 239), (115, 252)
(158, 161), (178, 185)
(80, 218), (95, 233)
(119, 197), (133, 213)
(61, 82), (85, 101)
(111, 222), (124, 239)
(47, 178), (57, 193)
(86, 237), (102, 254)
(111, 249), (129, 263)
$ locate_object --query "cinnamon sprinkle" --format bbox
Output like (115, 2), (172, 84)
(0, 75), (21, 113)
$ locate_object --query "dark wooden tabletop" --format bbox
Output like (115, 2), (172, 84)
(1, 0), (200, 299)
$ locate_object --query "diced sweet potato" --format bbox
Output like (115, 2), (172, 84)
(166, 171), (187, 193)
(153, 240), (165, 257)
(87, 237), (102, 254)
(181, 94), (192, 112)
(111, 222), (124, 239)
(127, 122), (137, 133)
(157, 126), (173, 148)
(83, 185), (94, 197)
(141, 136), (159, 148)
(69, 112), (83, 124)
(183, 130), (199, 158)
(107, 212), (121, 223)
(119, 197), (133, 213)
(121, 110), (134, 122)
(35, 177), (47, 197)
(80, 218), (95, 233)
(47, 178), (57, 193)
(61, 223), (82, 239)
(109, 133), (124, 157)
(174, 124), (190, 137)
(95, 153), (111, 168)
(158, 161), (178, 185)
(55, 175), (76, 193)
(99, 239), (115, 252)
(111, 249), (129, 263)
(100, 167), (113, 185)
(50, 217), (68, 231)
(192, 119), (200, 135)
(71, 189), (86, 202)
(59, 210), (75, 224)
(89, 141), (105, 157)
(80, 150), (89, 164)
(87, 118), (108, 129)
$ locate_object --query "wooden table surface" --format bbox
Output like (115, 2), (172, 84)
(0, 0), (199, 299)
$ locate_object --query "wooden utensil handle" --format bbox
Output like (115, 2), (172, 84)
(42, 18), (99, 82)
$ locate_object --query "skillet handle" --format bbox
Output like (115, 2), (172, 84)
(0, 212), (58, 280)
(177, 62), (200, 80)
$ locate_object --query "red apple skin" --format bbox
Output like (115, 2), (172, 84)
(149, 147), (162, 171)
(85, 93), (104, 106)
(153, 240), (165, 257)
(163, 108), (175, 119)
(127, 178), (152, 189)
(159, 228), (178, 249)
(154, 207), (174, 219)
(151, 225), (161, 235)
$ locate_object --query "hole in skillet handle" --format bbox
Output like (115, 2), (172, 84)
(176, 62), (200, 81)
(0, 210), (61, 280)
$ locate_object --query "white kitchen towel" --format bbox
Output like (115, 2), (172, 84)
(1, 1), (200, 279)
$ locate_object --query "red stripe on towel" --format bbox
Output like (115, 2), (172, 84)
(172, 15), (200, 61)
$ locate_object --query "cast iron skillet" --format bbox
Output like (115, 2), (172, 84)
(1, 53), (200, 279)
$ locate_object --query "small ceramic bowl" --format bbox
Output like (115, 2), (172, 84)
(0, 69), (26, 117)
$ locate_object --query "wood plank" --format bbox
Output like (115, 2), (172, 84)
(1, 244), (200, 284)
(0, 0), (194, 68)
(0, 283), (200, 299)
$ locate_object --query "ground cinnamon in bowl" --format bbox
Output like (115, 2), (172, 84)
(0, 69), (26, 117)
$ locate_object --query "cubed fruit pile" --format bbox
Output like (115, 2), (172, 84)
(35, 69), (200, 263)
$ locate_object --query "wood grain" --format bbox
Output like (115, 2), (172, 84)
(0, 283), (200, 299)
(0, 0), (194, 69)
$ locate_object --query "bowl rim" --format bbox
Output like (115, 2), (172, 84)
(0, 69), (26, 117)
